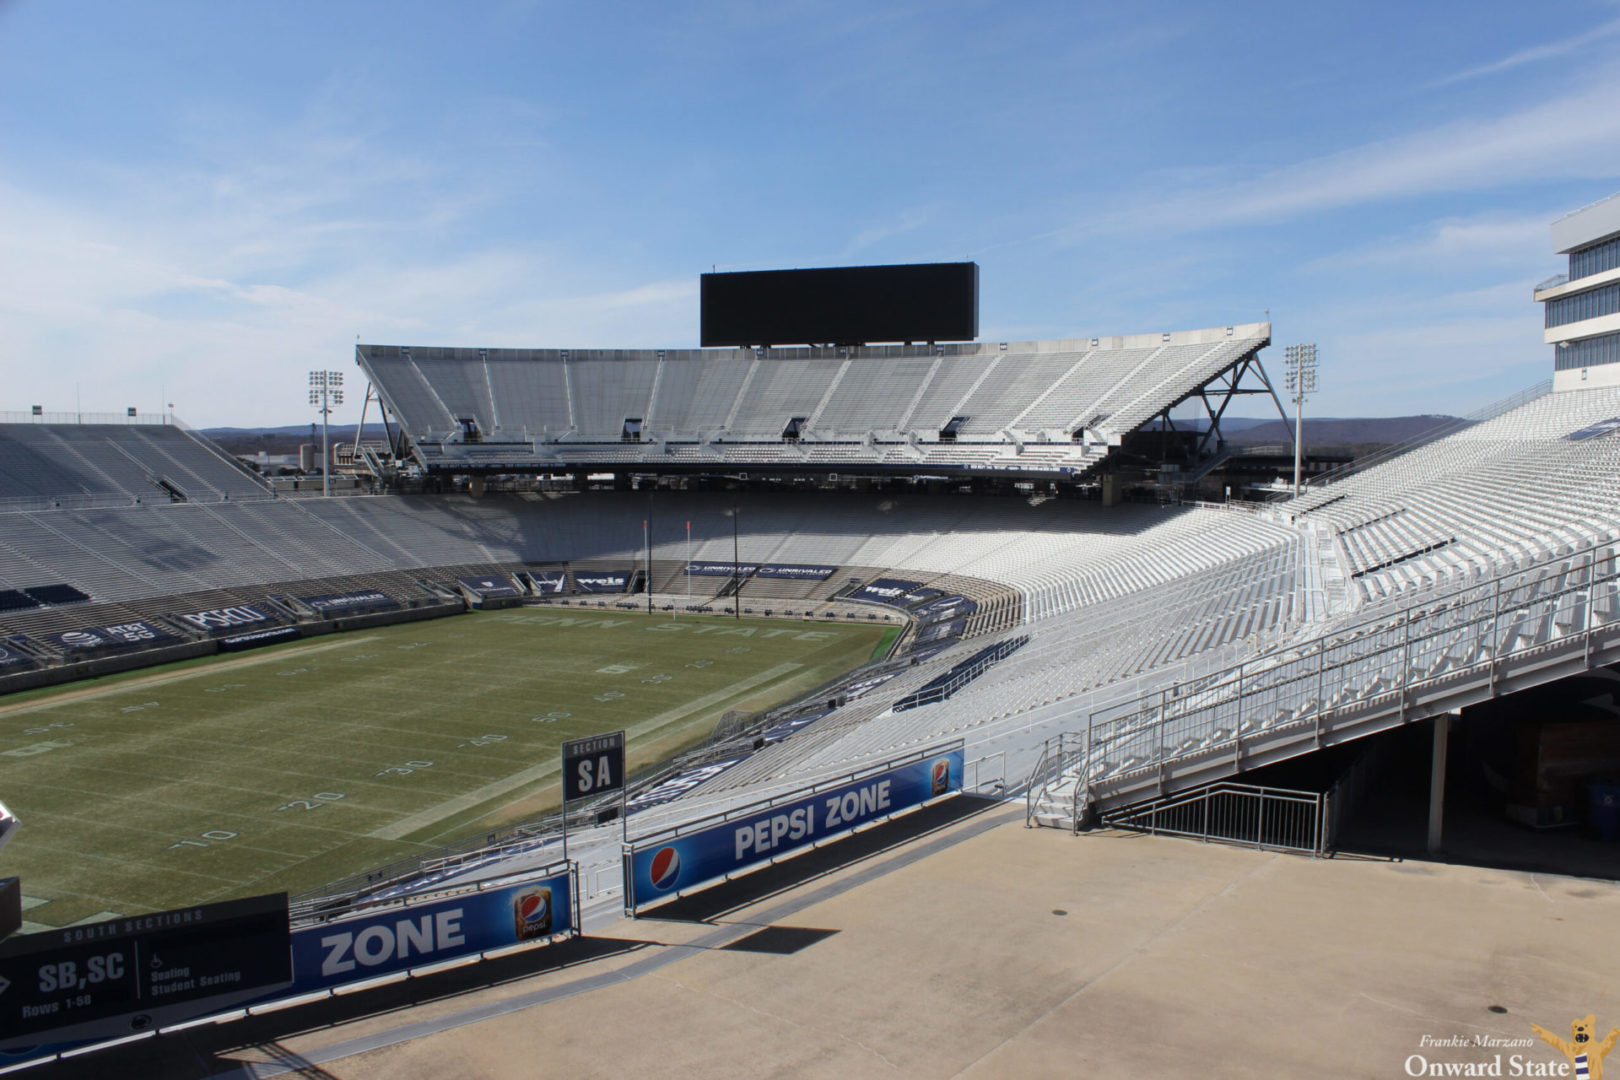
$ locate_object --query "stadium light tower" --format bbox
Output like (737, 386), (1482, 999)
(1283, 344), (1318, 499)
(308, 370), (344, 497)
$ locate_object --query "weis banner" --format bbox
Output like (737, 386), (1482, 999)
(574, 572), (630, 594)
(529, 571), (566, 594)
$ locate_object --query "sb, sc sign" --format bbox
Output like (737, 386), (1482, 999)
(561, 730), (625, 801)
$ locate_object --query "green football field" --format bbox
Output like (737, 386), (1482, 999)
(0, 609), (889, 930)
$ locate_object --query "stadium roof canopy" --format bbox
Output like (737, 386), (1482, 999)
(356, 322), (1275, 480)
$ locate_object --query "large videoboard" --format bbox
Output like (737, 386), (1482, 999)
(700, 262), (978, 347)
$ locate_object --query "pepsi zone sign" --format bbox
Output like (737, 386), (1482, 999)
(626, 749), (963, 912)
(282, 869), (573, 996)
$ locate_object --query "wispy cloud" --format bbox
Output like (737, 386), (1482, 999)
(1428, 17), (1620, 87)
(1311, 213), (1552, 272)
(0, 143), (696, 425)
(1064, 68), (1620, 239)
(845, 207), (933, 256)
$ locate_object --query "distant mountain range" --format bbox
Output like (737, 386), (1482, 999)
(1215, 415), (1462, 446)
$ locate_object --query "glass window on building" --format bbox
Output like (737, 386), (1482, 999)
(1570, 235), (1620, 281)
(1554, 332), (1620, 371)
(1546, 280), (1620, 328)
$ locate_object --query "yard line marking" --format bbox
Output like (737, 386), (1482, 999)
(6, 837), (245, 887)
(369, 661), (803, 841)
(0, 634), (384, 719)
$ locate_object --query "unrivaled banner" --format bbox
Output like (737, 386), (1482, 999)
(0, 643), (36, 670)
(625, 750), (963, 912)
(283, 870), (573, 995)
(298, 590), (400, 616)
(684, 563), (836, 580)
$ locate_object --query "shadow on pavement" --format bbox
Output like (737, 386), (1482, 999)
(29, 934), (652, 1080)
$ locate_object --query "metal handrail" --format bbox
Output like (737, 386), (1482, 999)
(1101, 781), (1327, 855)
(1049, 540), (1617, 814)
(894, 634), (1029, 711)
(1024, 740), (1051, 826)
(0, 411), (170, 425)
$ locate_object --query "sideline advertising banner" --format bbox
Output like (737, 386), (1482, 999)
(219, 626), (302, 652)
(529, 571), (566, 594)
(574, 571), (630, 593)
(298, 590), (400, 616)
(51, 621), (177, 654)
(852, 579), (923, 604)
(285, 868), (574, 996)
(0, 642), (35, 670)
(685, 562), (836, 581)
(457, 576), (521, 599)
(169, 604), (279, 636)
(625, 747), (963, 914)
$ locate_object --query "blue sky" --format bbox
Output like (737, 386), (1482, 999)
(3, 1), (1619, 427)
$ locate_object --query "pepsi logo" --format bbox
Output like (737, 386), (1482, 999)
(649, 846), (681, 890)
(516, 892), (549, 925)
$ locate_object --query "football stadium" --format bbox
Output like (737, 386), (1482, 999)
(4, 191), (1620, 1073)
(5, 5), (1620, 1072)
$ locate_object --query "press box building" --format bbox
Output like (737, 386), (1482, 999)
(1541, 190), (1620, 390)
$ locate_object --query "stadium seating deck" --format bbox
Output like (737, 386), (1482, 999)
(0, 422), (270, 506)
(12, 362), (1620, 906)
(1274, 385), (1620, 605)
(358, 325), (1270, 476)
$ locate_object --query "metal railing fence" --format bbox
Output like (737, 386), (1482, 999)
(1036, 536), (1620, 818)
(1101, 782), (1327, 854)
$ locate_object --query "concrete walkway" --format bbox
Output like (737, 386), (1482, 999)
(45, 808), (1620, 1079)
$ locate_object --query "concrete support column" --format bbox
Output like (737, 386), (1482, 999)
(1427, 711), (1456, 855)
(1101, 474), (1120, 507)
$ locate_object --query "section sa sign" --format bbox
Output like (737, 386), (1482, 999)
(561, 731), (625, 801)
